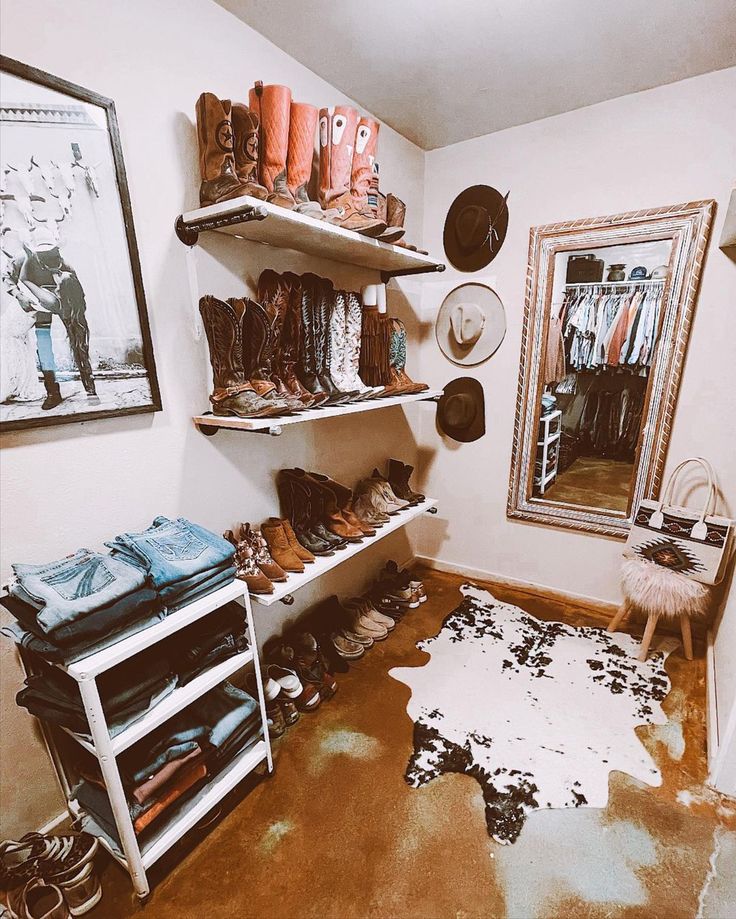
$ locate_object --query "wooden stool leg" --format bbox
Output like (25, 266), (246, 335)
(637, 613), (659, 662)
(680, 615), (694, 661)
(607, 602), (629, 633)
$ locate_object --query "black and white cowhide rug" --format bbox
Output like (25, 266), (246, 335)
(389, 584), (673, 845)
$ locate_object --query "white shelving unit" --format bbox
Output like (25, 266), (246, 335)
(175, 194), (445, 281)
(535, 409), (561, 495)
(9, 580), (273, 900)
(193, 389), (443, 436)
(251, 498), (438, 607)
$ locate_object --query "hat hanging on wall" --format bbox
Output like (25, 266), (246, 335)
(435, 282), (506, 366)
(443, 185), (509, 272)
(437, 377), (485, 443)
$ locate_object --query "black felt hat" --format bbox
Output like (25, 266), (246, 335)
(443, 185), (509, 272)
(437, 377), (485, 443)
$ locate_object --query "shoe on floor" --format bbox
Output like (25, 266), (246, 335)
(380, 561), (428, 603)
(52, 861), (101, 917)
(279, 698), (300, 725)
(342, 601), (389, 641)
(347, 597), (395, 631)
(331, 631), (365, 659)
(265, 699), (286, 738)
(5, 878), (69, 919)
(265, 665), (303, 699)
(1, 835), (97, 896)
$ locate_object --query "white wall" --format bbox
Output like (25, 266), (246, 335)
(416, 69), (736, 752)
(0, 0), (428, 836)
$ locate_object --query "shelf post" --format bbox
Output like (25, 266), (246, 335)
(238, 588), (274, 774)
(77, 676), (150, 899)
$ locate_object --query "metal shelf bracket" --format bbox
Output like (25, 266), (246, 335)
(380, 262), (446, 284)
(175, 204), (269, 246)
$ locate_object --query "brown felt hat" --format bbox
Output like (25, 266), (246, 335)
(443, 185), (509, 272)
(437, 377), (485, 443)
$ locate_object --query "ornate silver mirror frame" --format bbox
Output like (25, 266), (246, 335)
(507, 200), (715, 537)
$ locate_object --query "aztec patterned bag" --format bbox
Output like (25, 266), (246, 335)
(624, 457), (732, 585)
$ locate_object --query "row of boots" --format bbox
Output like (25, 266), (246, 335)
(195, 85), (426, 251)
(199, 271), (428, 418)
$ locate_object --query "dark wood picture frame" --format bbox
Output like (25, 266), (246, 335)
(0, 55), (161, 433)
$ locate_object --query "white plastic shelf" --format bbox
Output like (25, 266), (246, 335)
(61, 580), (245, 680)
(175, 194), (445, 278)
(61, 648), (254, 757)
(251, 498), (438, 607)
(193, 389), (443, 435)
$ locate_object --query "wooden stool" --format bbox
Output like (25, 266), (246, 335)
(607, 600), (693, 662)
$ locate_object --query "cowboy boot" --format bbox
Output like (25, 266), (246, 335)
(343, 291), (383, 398)
(258, 270), (316, 407)
(349, 116), (387, 238)
(316, 278), (356, 403)
(380, 317), (428, 396)
(199, 296), (282, 417)
(251, 291), (305, 412)
(308, 473), (365, 540)
(287, 102), (323, 219)
(230, 103), (268, 200)
(375, 184), (406, 244)
(229, 296), (288, 414)
(302, 471), (361, 543)
(359, 305), (392, 388)
(318, 107), (385, 236)
(195, 93), (252, 207)
(296, 273), (330, 401)
(248, 82), (296, 209)
(278, 473), (334, 557)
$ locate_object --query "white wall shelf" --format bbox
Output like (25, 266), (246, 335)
(193, 389), (443, 436)
(174, 194), (446, 283)
(251, 498), (438, 607)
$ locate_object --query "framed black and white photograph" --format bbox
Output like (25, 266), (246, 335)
(0, 56), (161, 433)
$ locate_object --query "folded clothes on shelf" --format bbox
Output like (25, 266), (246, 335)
(166, 601), (249, 686)
(15, 650), (178, 738)
(73, 683), (261, 842)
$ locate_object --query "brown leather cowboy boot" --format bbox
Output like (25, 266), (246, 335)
(198, 296), (282, 417)
(273, 272), (324, 406)
(195, 94), (253, 207)
(230, 103), (268, 200)
(318, 107), (385, 236)
(287, 102), (323, 219)
(376, 188), (407, 244)
(238, 298), (300, 412)
(250, 291), (305, 412)
(350, 116), (387, 238)
(248, 82), (296, 209)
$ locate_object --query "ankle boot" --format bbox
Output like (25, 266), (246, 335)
(237, 523), (288, 581)
(318, 107), (386, 236)
(199, 296), (283, 418)
(308, 473), (366, 539)
(230, 540), (275, 594)
(376, 188), (407, 244)
(307, 472), (363, 542)
(230, 103), (268, 200)
(41, 371), (63, 410)
(195, 93), (252, 207)
(248, 82), (296, 209)
(261, 519), (305, 573)
(285, 469), (347, 548)
(278, 517), (316, 564)
(389, 458), (426, 504)
(350, 118), (388, 240)
(287, 102), (323, 219)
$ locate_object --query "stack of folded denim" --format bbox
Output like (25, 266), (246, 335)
(15, 651), (178, 739)
(74, 683), (261, 843)
(167, 601), (249, 686)
(106, 516), (236, 613)
(1, 549), (164, 664)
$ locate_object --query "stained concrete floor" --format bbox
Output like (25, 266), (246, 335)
(543, 456), (634, 512)
(92, 568), (736, 919)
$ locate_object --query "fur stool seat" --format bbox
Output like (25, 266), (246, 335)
(607, 557), (713, 661)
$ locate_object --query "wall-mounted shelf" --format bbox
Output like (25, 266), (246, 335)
(193, 389), (443, 436)
(251, 498), (438, 607)
(174, 194), (446, 282)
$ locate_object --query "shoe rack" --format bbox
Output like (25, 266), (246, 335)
(251, 499), (438, 607)
(174, 193), (446, 282)
(12, 580), (273, 900)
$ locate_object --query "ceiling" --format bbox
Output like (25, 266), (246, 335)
(214, 0), (736, 150)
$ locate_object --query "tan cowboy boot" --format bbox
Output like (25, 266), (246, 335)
(318, 106), (385, 236)
(248, 81), (296, 209)
(195, 93), (253, 207)
(230, 103), (268, 199)
(287, 102), (323, 219)
(350, 116), (387, 238)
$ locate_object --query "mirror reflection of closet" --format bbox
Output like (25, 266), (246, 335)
(539, 239), (673, 513)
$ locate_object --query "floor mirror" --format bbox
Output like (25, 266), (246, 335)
(507, 200), (715, 537)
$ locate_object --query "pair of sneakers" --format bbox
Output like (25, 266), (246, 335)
(271, 634), (338, 712)
(1, 833), (101, 917)
(378, 561), (428, 606)
(246, 667), (302, 739)
(329, 596), (396, 659)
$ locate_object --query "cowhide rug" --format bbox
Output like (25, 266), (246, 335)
(389, 584), (673, 845)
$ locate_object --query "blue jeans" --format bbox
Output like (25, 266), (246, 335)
(163, 566), (236, 611)
(11, 550), (147, 634)
(106, 517), (234, 590)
